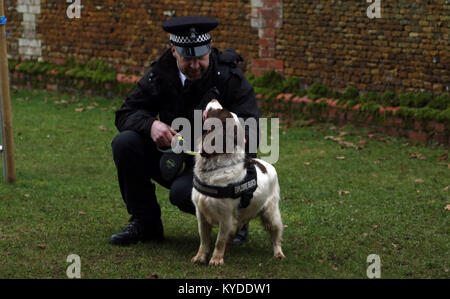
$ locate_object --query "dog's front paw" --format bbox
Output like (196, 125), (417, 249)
(208, 257), (224, 266)
(191, 254), (208, 264)
(274, 252), (285, 259)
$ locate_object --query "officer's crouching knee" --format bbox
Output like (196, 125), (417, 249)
(169, 186), (195, 215)
(111, 130), (141, 157)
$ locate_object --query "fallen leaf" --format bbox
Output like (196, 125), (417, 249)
(372, 225), (378, 230)
(443, 186), (449, 191)
(336, 156), (345, 160)
(146, 274), (159, 279)
(99, 126), (108, 131)
(325, 136), (362, 150)
(79, 211), (87, 215)
(445, 205), (450, 211)
(338, 190), (350, 196)
(296, 222), (304, 226)
(409, 153), (417, 158)
(304, 162), (311, 166)
(86, 106), (96, 110)
(361, 232), (369, 237)
(409, 153), (426, 160)
(24, 194), (30, 198)
(38, 244), (46, 249)
(414, 179), (424, 183)
(438, 153), (448, 161)
(75, 108), (85, 112)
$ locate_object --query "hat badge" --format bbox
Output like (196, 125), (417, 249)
(189, 27), (198, 40)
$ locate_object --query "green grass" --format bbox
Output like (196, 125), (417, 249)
(0, 88), (448, 278)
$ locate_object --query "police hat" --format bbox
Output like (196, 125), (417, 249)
(162, 16), (219, 58)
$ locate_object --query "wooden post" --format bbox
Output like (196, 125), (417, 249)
(0, 0), (16, 183)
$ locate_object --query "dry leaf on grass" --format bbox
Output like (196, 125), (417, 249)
(75, 108), (85, 112)
(325, 136), (363, 150)
(438, 153), (448, 161)
(414, 179), (424, 183)
(336, 156), (346, 160)
(409, 153), (426, 160)
(445, 205), (450, 211)
(79, 211), (87, 215)
(338, 190), (350, 196)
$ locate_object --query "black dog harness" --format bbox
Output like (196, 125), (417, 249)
(193, 163), (257, 209)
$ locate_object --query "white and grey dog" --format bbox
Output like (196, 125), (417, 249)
(191, 100), (285, 266)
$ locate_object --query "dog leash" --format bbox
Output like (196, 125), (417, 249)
(157, 135), (198, 156)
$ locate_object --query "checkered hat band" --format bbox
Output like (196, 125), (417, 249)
(170, 33), (211, 46)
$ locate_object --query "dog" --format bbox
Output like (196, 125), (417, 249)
(191, 100), (285, 266)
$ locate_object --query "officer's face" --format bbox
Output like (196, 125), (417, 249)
(171, 45), (210, 81)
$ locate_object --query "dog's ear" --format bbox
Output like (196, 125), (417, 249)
(203, 99), (223, 120)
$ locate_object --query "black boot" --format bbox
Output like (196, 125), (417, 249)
(232, 222), (249, 245)
(110, 217), (164, 246)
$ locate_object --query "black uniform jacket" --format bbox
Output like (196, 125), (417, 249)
(114, 47), (259, 152)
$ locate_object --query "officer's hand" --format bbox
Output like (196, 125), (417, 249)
(151, 120), (177, 148)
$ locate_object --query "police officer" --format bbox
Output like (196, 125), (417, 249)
(110, 16), (259, 246)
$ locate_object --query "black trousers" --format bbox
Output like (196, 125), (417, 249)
(111, 130), (196, 224)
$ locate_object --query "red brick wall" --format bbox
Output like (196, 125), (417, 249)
(277, 0), (449, 93)
(4, 0), (449, 93)
(7, 0), (259, 72)
(4, 0), (22, 58)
